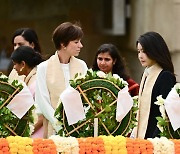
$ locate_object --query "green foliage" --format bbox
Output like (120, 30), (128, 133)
(155, 85), (180, 139)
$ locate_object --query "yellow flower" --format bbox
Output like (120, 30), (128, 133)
(6, 136), (33, 153)
(99, 135), (127, 154)
(9, 147), (18, 153)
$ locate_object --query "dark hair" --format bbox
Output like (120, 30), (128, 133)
(11, 46), (44, 68)
(52, 22), (84, 50)
(92, 43), (130, 80)
(136, 31), (174, 74)
(12, 28), (42, 53)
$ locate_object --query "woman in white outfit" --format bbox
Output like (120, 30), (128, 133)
(35, 22), (88, 138)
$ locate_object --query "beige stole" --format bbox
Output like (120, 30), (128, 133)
(45, 52), (85, 138)
(135, 64), (162, 139)
(24, 67), (37, 86)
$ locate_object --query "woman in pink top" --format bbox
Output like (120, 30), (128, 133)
(11, 45), (44, 138)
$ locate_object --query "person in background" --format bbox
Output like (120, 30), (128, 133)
(8, 28), (42, 81)
(11, 45), (44, 138)
(133, 31), (176, 139)
(35, 22), (88, 138)
(92, 43), (139, 96)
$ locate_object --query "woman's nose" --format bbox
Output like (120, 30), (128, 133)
(79, 42), (83, 48)
(100, 60), (105, 64)
(138, 53), (143, 59)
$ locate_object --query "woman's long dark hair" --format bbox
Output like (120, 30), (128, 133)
(12, 28), (42, 53)
(136, 31), (174, 74)
(92, 43), (130, 80)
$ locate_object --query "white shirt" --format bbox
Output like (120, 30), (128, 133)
(61, 63), (70, 88)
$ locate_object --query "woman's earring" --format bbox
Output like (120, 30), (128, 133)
(20, 67), (24, 72)
(64, 47), (66, 50)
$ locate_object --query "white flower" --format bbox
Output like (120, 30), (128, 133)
(154, 95), (167, 119)
(0, 74), (8, 79)
(155, 95), (164, 106)
(159, 105), (166, 119)
(74, 73), (85, 81)
(52, 119), (63, 133)
(132, 95), (138, 100)
(0, 97), (4, 102)
(84, 105), (90, 114)
(113, 74), (120, 80)
(174, 83), (180, 91)
(96, 94), (102, 100)
(118, 77), (128, 86)
(88, 68), (93, 74)
(96, 71), (106, 78)
(112, 74), (128, 86)
(148, 137), (175, 154)
(49, 135), (79, 153)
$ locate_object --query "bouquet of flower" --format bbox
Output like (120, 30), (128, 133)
(55, 69), (138, 137)
(155, 83), (180, 139)
(0, 72), (35, 137)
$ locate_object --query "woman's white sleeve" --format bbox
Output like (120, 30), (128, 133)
(35, 61), (59, 131)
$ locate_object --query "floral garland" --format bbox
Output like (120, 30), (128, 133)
(1, 135), (180, 153)
(155, 83), (180, 139)
(55, 69), (138, 137)
(0, 72), (35, 137)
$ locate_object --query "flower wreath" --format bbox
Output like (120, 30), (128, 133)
(155, 83), (180, 139)
(0, 72), (35, 137)
(55, 69), (138, 137)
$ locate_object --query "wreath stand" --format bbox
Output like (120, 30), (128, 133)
(56, 78), (136, 137)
